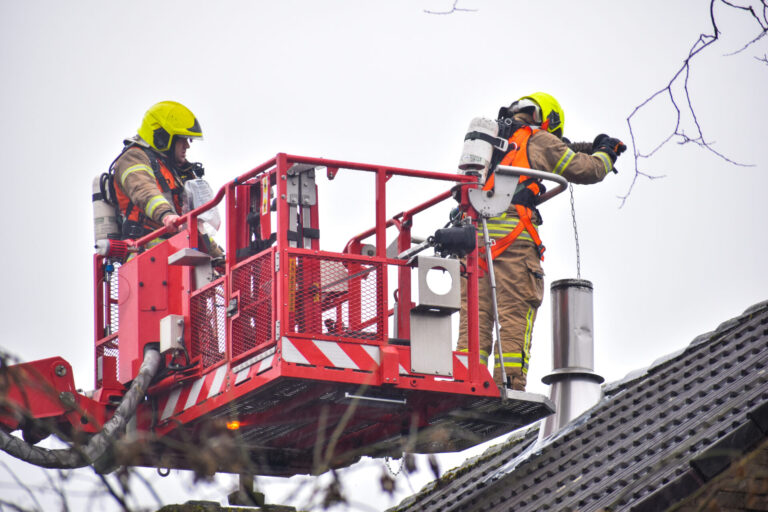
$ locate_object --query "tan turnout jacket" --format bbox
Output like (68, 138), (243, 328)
(114, 139), (180, 227)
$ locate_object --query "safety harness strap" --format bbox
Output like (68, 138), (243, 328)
(478, 203), (544, 271)
(477, 125), (546, 269)
(464, 130), (509, 152)
(151, 156), (171, 193)
(515, 203), (545, 258)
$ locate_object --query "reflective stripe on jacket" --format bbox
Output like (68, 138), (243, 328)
(478, 211), (537, 243)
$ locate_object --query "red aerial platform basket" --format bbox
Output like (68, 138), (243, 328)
(4, 154), (554, 477)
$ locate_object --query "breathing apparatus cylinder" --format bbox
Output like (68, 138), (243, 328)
(92, 175), (120, 242)
(458, 117), (499, 182)
(183, 178), (221, 237)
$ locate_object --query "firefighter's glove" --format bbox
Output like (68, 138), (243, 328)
(593, 134), (627, 162)
(162, 213), (182, 233)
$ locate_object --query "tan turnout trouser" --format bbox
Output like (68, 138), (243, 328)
(457, 240), (544, 390)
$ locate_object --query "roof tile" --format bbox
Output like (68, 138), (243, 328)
(392, 301), (768, 511)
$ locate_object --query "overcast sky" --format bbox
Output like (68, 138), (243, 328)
(1, 1), (766, 510)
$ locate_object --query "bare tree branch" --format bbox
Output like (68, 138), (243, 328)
(424, 0), (477, 15)
(621, 0), (766, 206)
(95, 473), (129, 512)
(721, 0), (768, 34)
(0, 499), (35, 512)
(131, 469), (164, 509)
(44, 471), (69, 512)
(725, 28), (768, 55)
(0, 461), (42, 511)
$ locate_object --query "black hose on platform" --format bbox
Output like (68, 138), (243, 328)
(0, 349), (161, 470)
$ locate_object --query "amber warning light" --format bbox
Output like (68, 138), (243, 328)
(226, 420), (241, 430)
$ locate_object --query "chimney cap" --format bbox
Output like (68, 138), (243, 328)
(551, 278), (593, 291)
(541, 367), (605, 385)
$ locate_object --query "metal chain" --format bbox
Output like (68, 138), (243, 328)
(569, 183), (581, 279)
(384, 455), (406, 476)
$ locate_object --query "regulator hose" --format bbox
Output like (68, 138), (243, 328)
(0, 349), (161, 471)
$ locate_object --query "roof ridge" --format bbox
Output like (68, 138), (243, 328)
(604, 299), (768, 396)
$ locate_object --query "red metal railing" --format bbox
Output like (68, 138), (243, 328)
(93, 153), (484, 389)
(231, 250), (274, 359)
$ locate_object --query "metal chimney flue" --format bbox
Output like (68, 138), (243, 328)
(539, 279), (604, 440)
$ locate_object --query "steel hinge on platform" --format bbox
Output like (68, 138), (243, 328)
(275, 320), (280, 339)
(275, 252), (280, 272)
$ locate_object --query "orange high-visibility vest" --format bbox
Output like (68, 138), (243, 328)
(478, 125), (545, 271)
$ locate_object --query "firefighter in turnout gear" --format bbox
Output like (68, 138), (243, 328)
(110, 101), (221, 257)
(457, 92), (626, 390)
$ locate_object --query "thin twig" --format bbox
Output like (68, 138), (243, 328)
(424, 0), (477, 15)
(0, 499), (35, 512)
(0, 461), (43, 512)
(95, 473), (129, 512)
(129, 469), (164, 509)
(44, 471), (69, 512)
(621, 0), (765, 206)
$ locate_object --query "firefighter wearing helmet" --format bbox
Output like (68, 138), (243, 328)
(108, 101), (220, 256)
(457, 92), (626, 391)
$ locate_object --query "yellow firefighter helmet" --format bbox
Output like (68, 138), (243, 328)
(505, 92), (565, 138)
(138, 101), (203, 152)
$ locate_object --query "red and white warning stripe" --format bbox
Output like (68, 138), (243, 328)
(233, 347), (276, 384)
(156, 346), (472, 422)
(282, 337), (380, 371)
(396, 351), (469, 377)
(159, 364), (228, 422)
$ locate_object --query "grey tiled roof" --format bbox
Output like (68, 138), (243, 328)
(393, 300), (768, 511)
